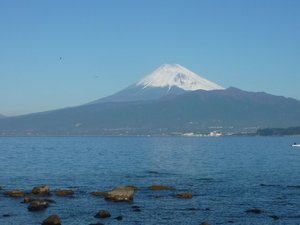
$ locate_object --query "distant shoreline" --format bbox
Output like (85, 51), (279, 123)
(1, 126), (300, 137)
(0, 133), (299, 137)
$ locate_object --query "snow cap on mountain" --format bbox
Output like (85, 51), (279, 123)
(136, 64), (224, 91)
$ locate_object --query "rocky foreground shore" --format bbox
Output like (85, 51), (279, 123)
(1, 184), (278, 224)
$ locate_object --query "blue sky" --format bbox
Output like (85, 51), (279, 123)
(0, 0), (299, 116)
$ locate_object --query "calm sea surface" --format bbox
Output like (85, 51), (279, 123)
(0, 136), (300, 225)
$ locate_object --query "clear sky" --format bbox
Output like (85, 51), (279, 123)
(0, 0), (299, 116)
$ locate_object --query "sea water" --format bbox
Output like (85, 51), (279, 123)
(0, 136), (300, 225)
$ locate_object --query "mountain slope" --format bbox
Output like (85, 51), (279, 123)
(92, 64), (223, 103)
(1, 87), (300, 136)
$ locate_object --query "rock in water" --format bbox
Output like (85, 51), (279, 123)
(94, 210), (111, 218)
(269, 215), (280, 220)
(200, 222), (210, 225)
(105, 186), (135, 202)
(176, 192), (193, 198)
(114, 215), (123, 220)
(28, 200), (49, 211)
(4, 190), (24, 197)
(32, 186), (50, 196)
(245, 208), (263, 214)
(149, 185), (175, 190)
(42, 215), (61, 225)
(22, 197), (55, 204)
(55, 189), (74, 196)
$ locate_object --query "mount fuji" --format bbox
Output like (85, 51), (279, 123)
(92, 64), (223, 103)
(1, 64), (300, 136)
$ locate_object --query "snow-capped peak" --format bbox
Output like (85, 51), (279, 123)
(136, 64), (224, 91)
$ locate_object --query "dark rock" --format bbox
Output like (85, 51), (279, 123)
(4, 190), (24, 197)
(269, 215), (280, 220)
(114, 215), (123, 220)
(185, 207), (198, 211)
(287, 185), (300, 188)
(149, 185), (175, 190)
(200, 222), (210, 225)
(245, 208), (263, 214)
(55, 189), (74, 196)
(42, 215), (61, 225)
(260, 183), (276, 187)
(32, 185), (50, 196)
(2, 214), (10, 217)
(90, 191), (107, 197)
(22, 196), (55, 204)
(176, 192), (193, 198)
(94, 210), (111, 218)
(28, 200), (49, 211)
(147, 170), (160, 174)
(132, 205), (141, 212)
(105, 186), (135, 202)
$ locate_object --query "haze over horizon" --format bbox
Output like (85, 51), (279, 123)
(1, 0), (299, 116)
